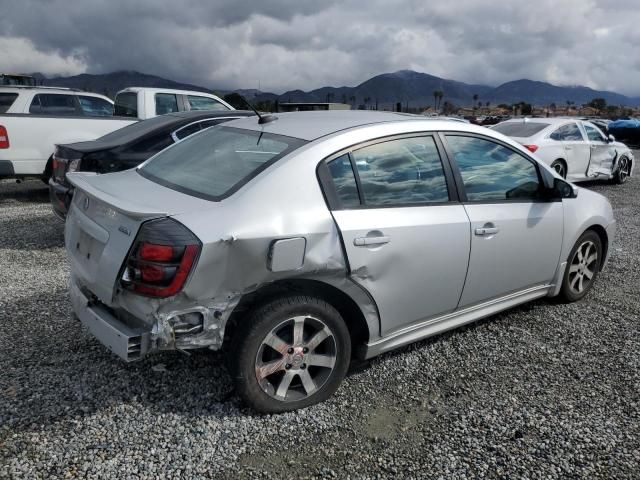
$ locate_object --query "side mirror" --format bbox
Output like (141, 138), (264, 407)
(608, 134), (615, 143)
(553, 178), (578, 199)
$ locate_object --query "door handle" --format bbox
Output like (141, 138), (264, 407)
(475, 226), (499, 236)
(353, 235), (390, 246)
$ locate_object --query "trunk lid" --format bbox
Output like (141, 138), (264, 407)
(65, 170), (217, 305)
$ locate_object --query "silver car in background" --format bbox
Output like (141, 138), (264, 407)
(65, 111), (616, 412)
(492, 117), (634, 183)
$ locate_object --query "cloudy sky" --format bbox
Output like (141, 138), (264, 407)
(1, 0), (639, 95)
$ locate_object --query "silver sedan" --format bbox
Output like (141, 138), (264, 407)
(65, 111), (616, 412)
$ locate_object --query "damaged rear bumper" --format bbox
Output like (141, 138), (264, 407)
(70, 277), (240, 362)
(71, 280), (151, 361)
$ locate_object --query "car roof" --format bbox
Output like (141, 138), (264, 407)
(223, 110), (445, 141)
(61, 110), (255, 153)
(118, 87), (222, 96)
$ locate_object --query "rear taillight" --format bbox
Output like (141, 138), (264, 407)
(0, 126), (9, 149)
(121, 218), (201, 298)
(52, 146), (83, 182)
(523, 144), (538, 153)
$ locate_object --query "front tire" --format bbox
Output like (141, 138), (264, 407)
(559, 231), (602, 302)
(613, 156), (631, 184)
(230, 296), (351, 413)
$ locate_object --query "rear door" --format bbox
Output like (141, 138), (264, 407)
(583, 122), (616, 177)
(321, 134), (471, 335)
(443, 133), (563, 307)
(549, 122), (589, 180)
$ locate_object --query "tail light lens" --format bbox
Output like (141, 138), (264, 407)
(523, 144), (539, 153)
(52, 146), (83, 182)
(121, 218), (201, 298)
(0, 126), (9, 149)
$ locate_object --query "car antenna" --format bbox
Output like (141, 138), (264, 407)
(238, 94), (278, 125)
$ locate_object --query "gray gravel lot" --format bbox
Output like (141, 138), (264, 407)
(0, 173), (638, 479)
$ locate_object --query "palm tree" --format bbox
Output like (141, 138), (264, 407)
(433, 90), (439, 110)
(473, 94), (479, 108)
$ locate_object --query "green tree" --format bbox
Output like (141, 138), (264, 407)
(588, 98), (607, 115)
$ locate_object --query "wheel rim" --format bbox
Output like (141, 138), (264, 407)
(255, 315), (337, 402)
(553, 162), (566, 178)
(568, 240), (598, 295)
(619, 158), (629, 182)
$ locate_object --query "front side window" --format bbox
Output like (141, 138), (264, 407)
(585, 124), (606, 142)
(29, 94), (78, 115)
(139, 126), (306, 200)
(350, 136), (449, 206)
(327, 154), (360, 208)
(550, 123), (583, 141)
(187, 95), (229, 111)
(0, 93), (18, 113)
(114, 92), (138, 117)
(446, 135), (541, 202)
(155, 93), (179, 115)
(78, 96), (114, 116)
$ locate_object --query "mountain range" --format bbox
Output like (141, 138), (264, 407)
(36, 69), (640, 108)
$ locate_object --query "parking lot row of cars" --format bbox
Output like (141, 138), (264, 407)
(1, 85), (635, 412)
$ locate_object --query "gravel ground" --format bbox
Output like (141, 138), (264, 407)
(0, 172), (638, 479)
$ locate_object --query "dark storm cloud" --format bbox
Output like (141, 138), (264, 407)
(1, 0), (639, 95)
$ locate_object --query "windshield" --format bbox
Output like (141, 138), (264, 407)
(492, 122), (549, 137)
(138, 126), (306, 200)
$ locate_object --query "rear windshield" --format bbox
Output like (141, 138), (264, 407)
(492, 122), (549, 137)
(0, 93), (18, 113)
(114, 92), (138, 117)
(138, 126), (306, 200)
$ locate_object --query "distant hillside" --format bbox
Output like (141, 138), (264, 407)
(486, 79), (633, 107)
(33, 69), (640, 107)
(35, 71), (213, 98)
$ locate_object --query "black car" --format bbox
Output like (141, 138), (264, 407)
(49, 110), (254, 218)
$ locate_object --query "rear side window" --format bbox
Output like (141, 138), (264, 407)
(550, 123), (583, 141)
(350, 136), (449, 206)
(327, 154), (360, 208)
(78, 96), (114, 116)
(173, 122), (202, 141)
(187, 95), (229, 111)
(114, 92), (138, 117)
(492, 122), (548, 137)
(446, 135), (541, 201)
(29, 94), (78, 115)
(0, 93), (18, 113)
(155, 94), (179, 115)
(139, 126), (306, 200)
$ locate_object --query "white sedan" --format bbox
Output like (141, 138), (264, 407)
(492, 118), (634, 184)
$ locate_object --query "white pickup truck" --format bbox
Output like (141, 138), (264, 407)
(0, 86), (233, 181)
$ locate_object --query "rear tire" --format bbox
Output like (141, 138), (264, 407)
(559, 230), (602, 302)
(612, 156), (631, 184)
(230, 295), (351, 413)
(551, 159), (567, 179)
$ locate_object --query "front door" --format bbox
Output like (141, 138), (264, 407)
(583, 123), (616, 177)
(444, 134), (564, 307)
(323, 136), (471, 335)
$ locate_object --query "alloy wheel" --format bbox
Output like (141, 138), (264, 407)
(255, 315), (337, 402)
(567, 240), (598, 295)
(618, 157), (630, 182)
